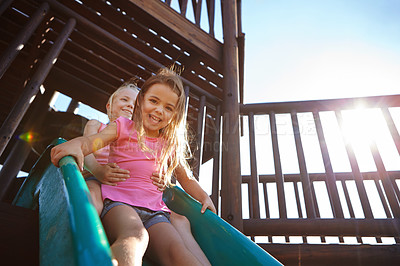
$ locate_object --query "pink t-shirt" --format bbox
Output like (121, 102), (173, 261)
(93, 123), (109, 165)
(101, 116), (169, 212)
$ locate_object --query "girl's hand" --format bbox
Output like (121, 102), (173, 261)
(200, 197), (217, 214)
(151, 172), (166, 192)
(51, 140), (84, 170)
(96, 163), (130, 186)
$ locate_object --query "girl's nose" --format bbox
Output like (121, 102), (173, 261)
(155, 105), (163, 114)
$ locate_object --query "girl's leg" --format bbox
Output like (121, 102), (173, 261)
(86, 179), (103, 215)
(146, 221), (202, 266)
(170, 212), (211, 266)
(102, 205), (149, 266)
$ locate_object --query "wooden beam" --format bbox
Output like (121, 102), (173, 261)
(240, 94), (400, 115)
(128, 0), (222, 63)
(262, 243), (400, 266)
(243, 218), (400, 237)
(0, 18), (76, 156)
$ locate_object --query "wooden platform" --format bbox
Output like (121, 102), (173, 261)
(0, 202), (39, 265)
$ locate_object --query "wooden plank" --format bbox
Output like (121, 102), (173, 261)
(0, 18), (76, 156)
(178, 0), (188, 16)
(243, 218), (400, 237)
(382, 107), (400, 156)
(206, 0), (215, 37)
(211, 105), (221, 211)
(44, 67), (109, 113)
(248, 112), (260, 219)
(128, 0), (222, 63)
(241, 94), (400, 115)
(242, 171), (400, 183)
(370, 140), (400, 218)
(291, 111), (316, 218)
(269, 111), (287, 219)
(193, 95), (206, 179)
(0, 203), (39, 265)
(313, 111), (344, 218)
(261, 243), (400, 266)
(60, 0), (171, 68)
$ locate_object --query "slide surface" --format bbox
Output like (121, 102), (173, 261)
(163, 186), (283, 266)
(14, 138), (282, 265)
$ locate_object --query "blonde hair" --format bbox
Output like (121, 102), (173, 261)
(133, 68), (192, 185)
(107, 78), (139, 120)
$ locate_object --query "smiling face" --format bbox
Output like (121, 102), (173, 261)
(141, 83), (179, 137)
(107, 87), (138, 122)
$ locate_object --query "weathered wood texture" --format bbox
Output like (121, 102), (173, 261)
(262, 243), (400, 266)
(220, 0), (243, 230)
(0, 0), (224, 171)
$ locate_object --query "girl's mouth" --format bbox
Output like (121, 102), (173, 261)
(123, 110), (132, 115)
(150, 114), (161, 123)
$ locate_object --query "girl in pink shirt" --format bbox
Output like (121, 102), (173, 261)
(51, 68), (215, 266)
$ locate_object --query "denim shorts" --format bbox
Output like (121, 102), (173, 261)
(100, 199), (171, 229)
(85, 176), (99, 182)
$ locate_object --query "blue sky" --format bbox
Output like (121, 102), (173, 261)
(242, 0), (400, 103)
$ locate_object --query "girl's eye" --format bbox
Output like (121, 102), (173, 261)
(166, 106), (174, 112)
(150, 99), (157, 103)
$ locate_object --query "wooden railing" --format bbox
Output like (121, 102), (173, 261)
(163, 0), (221, 38)
(237, 94), (400, 248)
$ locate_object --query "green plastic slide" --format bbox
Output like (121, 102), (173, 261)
(14, 138), (281, 265)
(163, 186), (283, 265)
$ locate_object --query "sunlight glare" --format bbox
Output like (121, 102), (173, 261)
(341, 107), (400, 171)
(341, 107), (377, 172)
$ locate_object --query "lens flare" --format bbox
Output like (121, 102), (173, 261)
(18, 131), (39, 143)
(93, 138), (104, 151)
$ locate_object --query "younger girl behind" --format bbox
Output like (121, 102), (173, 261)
(52, 68), (215, 266)
(82, 80), (138, 213)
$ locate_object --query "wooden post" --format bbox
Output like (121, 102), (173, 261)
(291, 111), (317, 218)
(269, 111), (287, 219)
(220, 0), (242, 230)
(0, 89), (54, 201)
(211, 105), (221, 211)
(313, 111), (344, 218)
(0, 2), (49, 79)
(0, 0), (13, 17)
(248, 112), (260, 218)
(0, 18), (76, 156)
(193, 95), (206, 179)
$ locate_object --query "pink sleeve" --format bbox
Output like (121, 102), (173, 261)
(113, 116), (134, 141)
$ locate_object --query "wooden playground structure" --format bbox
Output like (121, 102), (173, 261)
(0, 0), (399, 265)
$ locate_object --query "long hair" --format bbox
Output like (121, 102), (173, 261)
(107, 78), (139, 120)
(133, 68), (193, 185)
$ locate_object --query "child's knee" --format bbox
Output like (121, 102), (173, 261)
(125, 226), (149, 247)
(171, 212), (190, 226)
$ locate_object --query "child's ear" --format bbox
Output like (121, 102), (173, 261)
(106, 103), (110, 112)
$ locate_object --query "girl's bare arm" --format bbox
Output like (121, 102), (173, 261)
(81, 120), (130, 185)
(174, 164), (216, 214)
(51, 122), (118, 170)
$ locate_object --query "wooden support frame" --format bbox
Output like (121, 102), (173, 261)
(128, 0), (222, 63)
(0, 18), (76, 156)
(220, 0), (243, 230)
